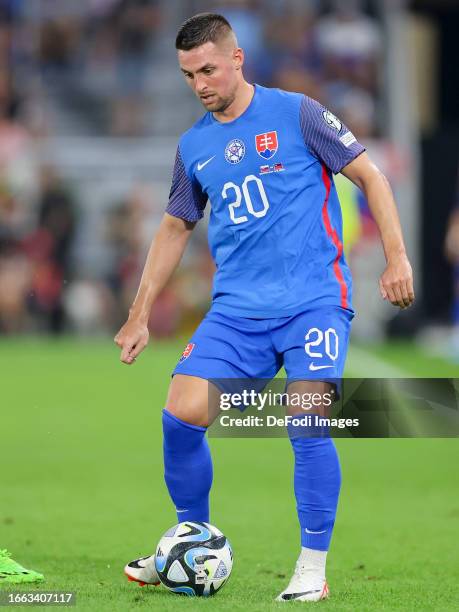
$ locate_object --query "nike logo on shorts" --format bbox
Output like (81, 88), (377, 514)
(309, 364), (334, 371)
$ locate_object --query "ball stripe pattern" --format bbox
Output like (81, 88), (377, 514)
(154, 522), (233, 597)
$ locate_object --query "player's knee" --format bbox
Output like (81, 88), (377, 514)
(166, 375), (209, 427)
(166, 401), (208, 427)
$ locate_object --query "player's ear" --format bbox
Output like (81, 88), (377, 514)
(233, 47), (244, 70)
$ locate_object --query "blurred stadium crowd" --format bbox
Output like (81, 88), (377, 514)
(3, 0), (382, 137)
(0, 0), (457, 347)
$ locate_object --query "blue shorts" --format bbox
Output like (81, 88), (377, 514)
(173, 305), (354, 385)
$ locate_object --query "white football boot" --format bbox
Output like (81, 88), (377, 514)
(124, 554), (160, 587)
(276, 557), (329, 602)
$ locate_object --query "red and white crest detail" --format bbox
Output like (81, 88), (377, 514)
(179, 342), (195, 363)
(255, 131), (278, 160)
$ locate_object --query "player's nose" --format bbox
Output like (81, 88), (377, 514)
(195, 76), (207, 94)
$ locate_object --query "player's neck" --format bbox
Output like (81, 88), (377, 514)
(212, 81), (255, 124)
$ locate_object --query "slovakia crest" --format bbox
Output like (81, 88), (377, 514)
(225, 139), (245, 164)
(255, 131), (278, 159)
(179, 343), (195, 363)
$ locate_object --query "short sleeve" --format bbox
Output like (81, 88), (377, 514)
(299, 96), (366, 174)
(165, 147), (208, 222)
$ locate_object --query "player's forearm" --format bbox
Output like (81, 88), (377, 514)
(360, 171), (407, 262)
(128, 214), (194, 323)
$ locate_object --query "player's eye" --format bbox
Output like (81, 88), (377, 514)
(203, 68), (214, 75)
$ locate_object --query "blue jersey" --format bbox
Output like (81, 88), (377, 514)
(166, 85), (365, 318)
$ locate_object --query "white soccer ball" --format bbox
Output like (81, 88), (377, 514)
(154, 521), (233, 597)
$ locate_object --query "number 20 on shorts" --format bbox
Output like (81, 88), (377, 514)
(305, 328), (339, 360)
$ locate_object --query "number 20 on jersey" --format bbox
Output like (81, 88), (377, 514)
(222, 175), (270, 225)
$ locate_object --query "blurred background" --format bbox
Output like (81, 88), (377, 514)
(0, 0), (458, 364)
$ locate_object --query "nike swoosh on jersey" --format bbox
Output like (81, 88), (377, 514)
(309, 364), (334, 371)
(197, 156), (215, 171)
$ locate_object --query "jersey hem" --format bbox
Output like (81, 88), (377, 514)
(210, 298), (354, 319)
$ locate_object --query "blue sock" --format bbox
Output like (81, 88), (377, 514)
(162, 409), (213, 524)
(288, 427), (341, 551)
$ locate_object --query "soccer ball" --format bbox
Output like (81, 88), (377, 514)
(154, 521), (233, 597)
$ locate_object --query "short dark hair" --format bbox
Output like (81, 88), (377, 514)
(175, 13), (233, 51)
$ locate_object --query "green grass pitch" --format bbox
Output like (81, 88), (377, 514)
(1, 339), (458, 611)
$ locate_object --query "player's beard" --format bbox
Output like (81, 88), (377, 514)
(200, 91), (236, 113)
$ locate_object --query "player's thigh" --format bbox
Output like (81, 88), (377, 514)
(172, 311), (278, 381)
(169, 311), (278, 426)
(166, 374), (217, 428)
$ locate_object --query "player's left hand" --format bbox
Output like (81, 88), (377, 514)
(379, 254), (415, 309)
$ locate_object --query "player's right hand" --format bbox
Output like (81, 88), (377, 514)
(114, 319), (150, 365)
